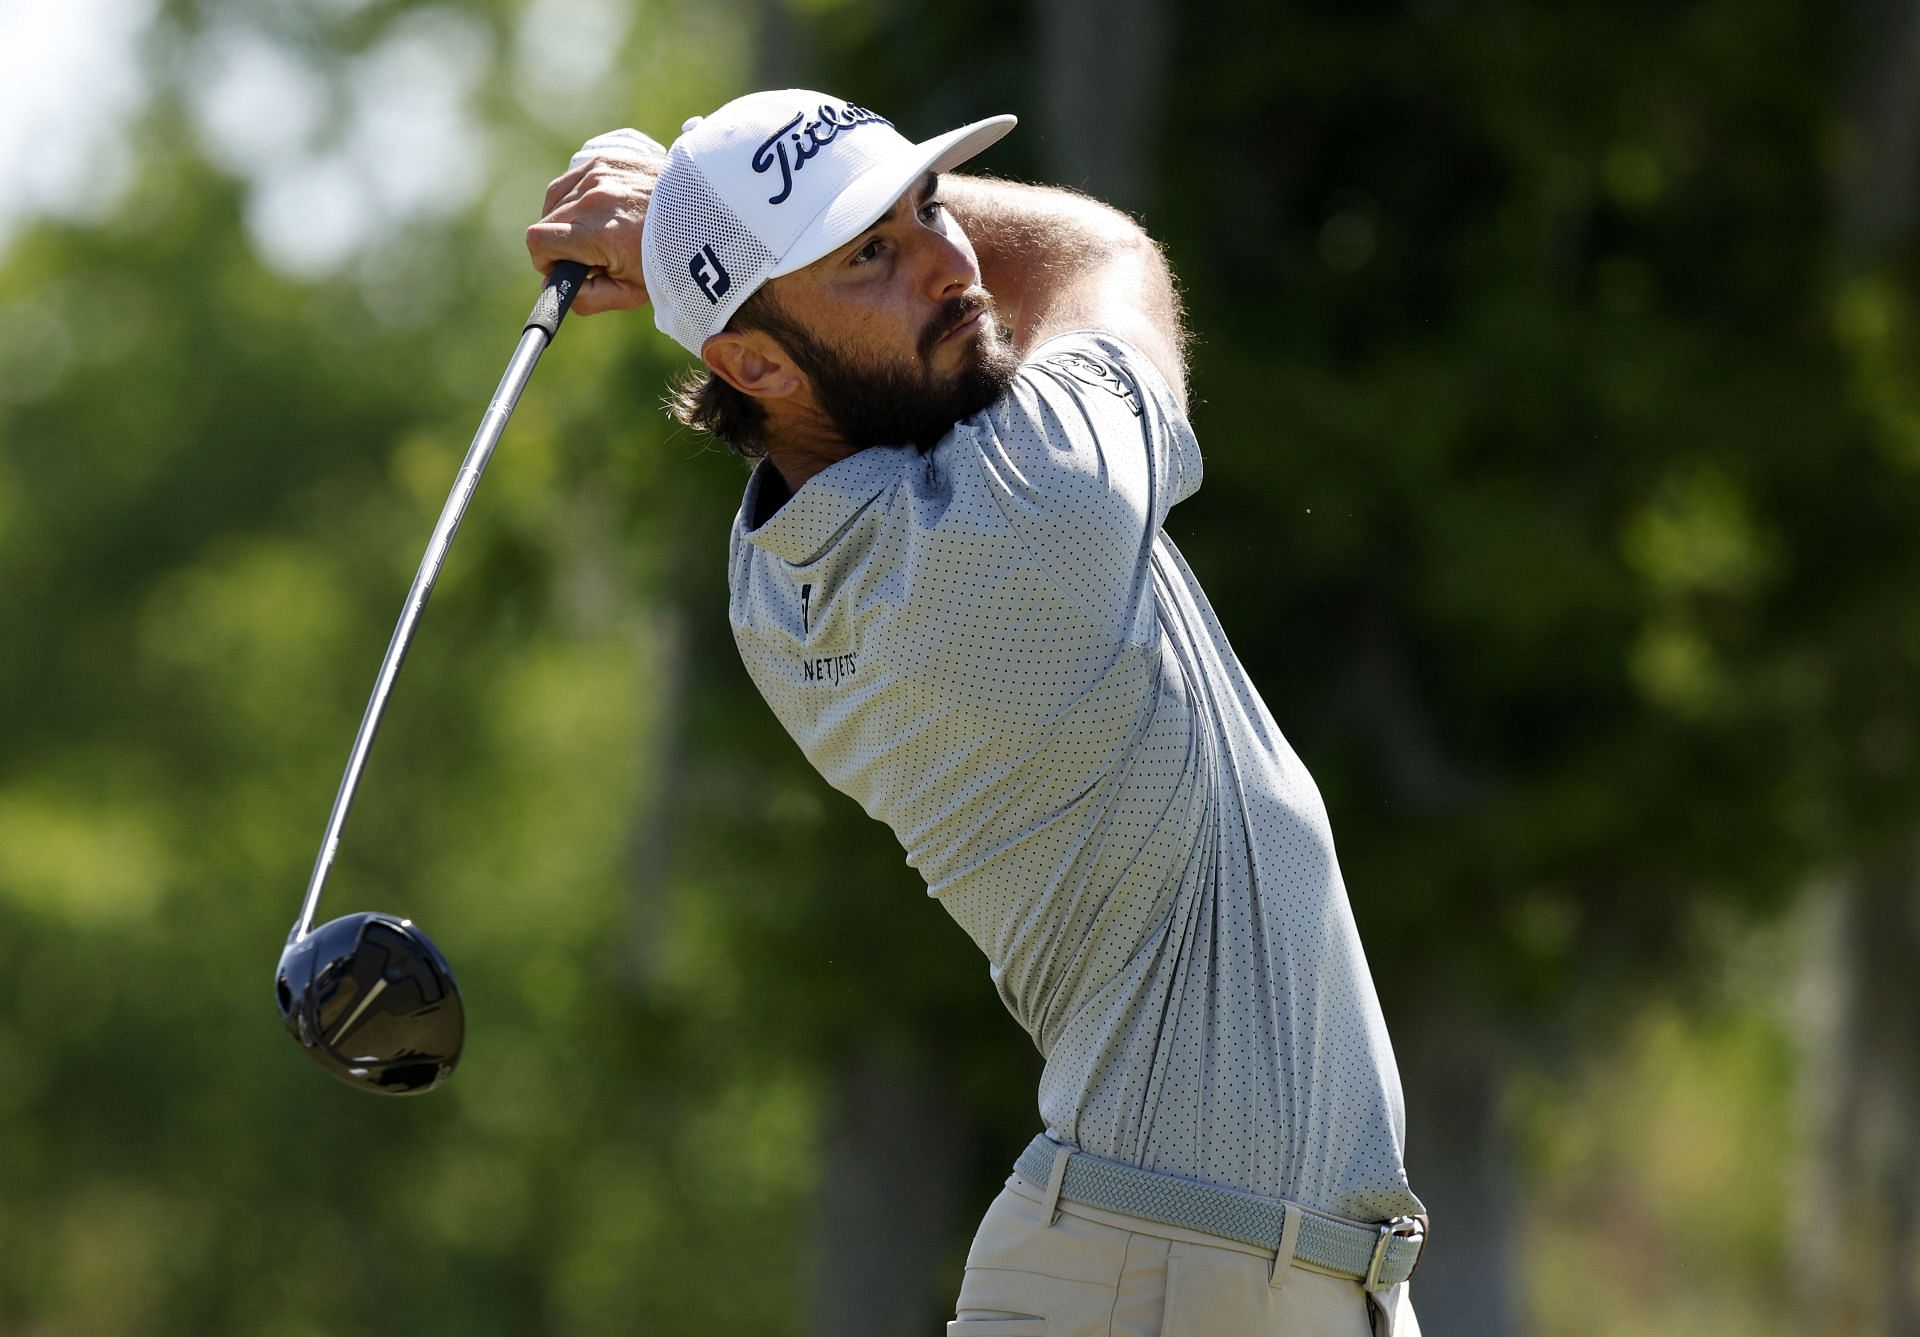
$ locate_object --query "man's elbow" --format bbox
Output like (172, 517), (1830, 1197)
(1080, 198), (1157, 260)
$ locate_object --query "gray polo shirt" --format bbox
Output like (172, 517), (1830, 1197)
(727, 331), (1421, 1223)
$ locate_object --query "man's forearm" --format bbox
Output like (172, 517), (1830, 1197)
(944, 175), (1187, 398)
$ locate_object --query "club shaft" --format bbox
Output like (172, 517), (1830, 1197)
(293, 264), (586, 942)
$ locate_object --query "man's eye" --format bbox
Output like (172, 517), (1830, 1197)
(850, 238), (885, 266)
(919, 199), (946, 222)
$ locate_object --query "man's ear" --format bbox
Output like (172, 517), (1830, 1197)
(703, 329), (804, 402)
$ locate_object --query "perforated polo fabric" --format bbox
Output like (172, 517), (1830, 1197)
(727, 332), (1423, 1223)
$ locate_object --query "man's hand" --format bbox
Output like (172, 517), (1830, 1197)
(526, 129), (667, 317)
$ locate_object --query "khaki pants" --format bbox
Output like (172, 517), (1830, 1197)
(948, 1174), (1422, 1337)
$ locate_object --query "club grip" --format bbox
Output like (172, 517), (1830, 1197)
(525, 260), (590, 338)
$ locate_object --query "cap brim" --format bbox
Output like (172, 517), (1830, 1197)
(766, 114), (1017, 288)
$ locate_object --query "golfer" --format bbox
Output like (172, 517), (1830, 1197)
(527, 89), (1427, 1336)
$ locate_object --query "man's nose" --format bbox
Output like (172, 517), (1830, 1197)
(919, 227), (978, 298)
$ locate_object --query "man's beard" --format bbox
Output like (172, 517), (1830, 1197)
(773, 290), (1020, 452)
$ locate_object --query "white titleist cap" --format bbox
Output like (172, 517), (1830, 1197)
(640, 89), (1016, 356)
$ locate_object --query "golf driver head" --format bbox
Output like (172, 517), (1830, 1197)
(275, 912), (463, 1095)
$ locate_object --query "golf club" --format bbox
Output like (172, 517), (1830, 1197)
(275, 259), (589, 1095)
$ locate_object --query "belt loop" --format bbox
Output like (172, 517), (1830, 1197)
(1268, 1202), (1301, 1289)
(1039, 1144), (1074, 1227)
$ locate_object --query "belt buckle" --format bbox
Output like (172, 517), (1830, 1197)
(1363, 1215), (1427, 1292)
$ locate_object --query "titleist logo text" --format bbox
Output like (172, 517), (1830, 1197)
(753, 104), (892, 206)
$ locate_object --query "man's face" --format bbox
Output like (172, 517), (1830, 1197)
(759, 173), (1019, 451)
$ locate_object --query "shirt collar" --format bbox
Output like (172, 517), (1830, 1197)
(737, 448), (910, 564)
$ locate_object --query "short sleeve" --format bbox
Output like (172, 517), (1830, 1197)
(968, 331), (1202, 636)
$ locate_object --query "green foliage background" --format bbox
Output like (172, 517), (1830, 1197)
(1, 0), (1913, 1332)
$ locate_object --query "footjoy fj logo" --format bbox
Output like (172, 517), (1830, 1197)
(752, 103), (892, 206)
(690, 244), (731, 304)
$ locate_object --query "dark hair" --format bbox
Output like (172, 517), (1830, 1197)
(663, 286), (791, 460)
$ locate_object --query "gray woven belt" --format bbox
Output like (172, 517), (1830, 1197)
(1013, 1136), (1426, 1292)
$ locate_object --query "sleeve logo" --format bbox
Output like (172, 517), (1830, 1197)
(1040, 350), (1142, 416)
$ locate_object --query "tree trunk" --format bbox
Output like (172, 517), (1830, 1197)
(1803, 1), (1920, 1330)
(1393, 1000), (1523, 1337)
(1353, 602), (1520, 1333)
(1836, 0), (1920, 260)
(1036, 0), (1167, 215)
(806, 1043), (976, 1336)
(1797, 840), (1920, 1335)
